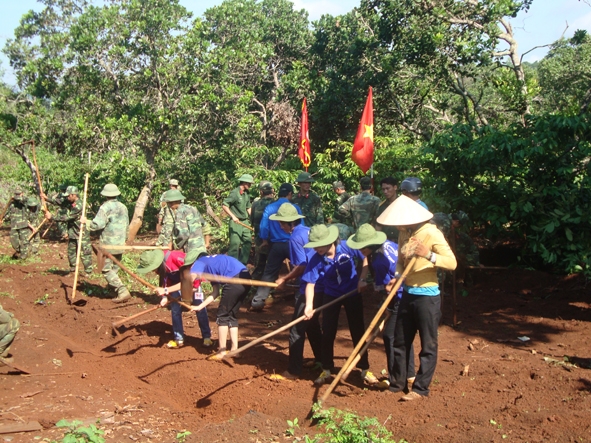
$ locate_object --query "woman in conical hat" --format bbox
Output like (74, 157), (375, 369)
(376, 195), (457, 401)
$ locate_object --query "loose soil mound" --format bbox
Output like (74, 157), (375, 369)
(0, 229), (590, 442)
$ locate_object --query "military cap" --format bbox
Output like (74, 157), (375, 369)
(100, 183), (121, 197)
(163, 189), (185, 202)
(14, 187), (23, 195)
(451, 211), (471, 226)
(359, 177), (372, 189)
(259, 181), (274, 191)
(169, 179), (179, 186)
(238, 173), (254, 184)
(58, 184), (68, 191)
(278, 183), (294, 194)
(296, 171), (315, 183)
(332, 181), (345, 190)
(26, 197), (40, 207)
(64, 185), (79, 196)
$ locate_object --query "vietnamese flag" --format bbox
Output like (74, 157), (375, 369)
(298, 98), (311, 171)
(351, 87), (374, 174)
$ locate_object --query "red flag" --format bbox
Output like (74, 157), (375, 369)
(351, 87), (374, 174)
(298, 98), (311, 171)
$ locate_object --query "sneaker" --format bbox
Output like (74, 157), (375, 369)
(268, 371), (298, 382)
(361, 370), (379, 385)
(401, 391), (423, 401)
(203, 338), (213, 347)
(303, 360), (319, 368)
(376, 379), (390, 390)
(314, 369), (332, 385)
(206, 350), (228, 361)
(166, 340), (183, 349)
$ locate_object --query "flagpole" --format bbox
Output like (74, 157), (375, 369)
(370, 164), (375, 194)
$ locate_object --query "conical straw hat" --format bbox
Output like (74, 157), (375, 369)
(376, 194), (433, 226)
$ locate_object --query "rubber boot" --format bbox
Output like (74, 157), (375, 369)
(113, 286), (131, 304)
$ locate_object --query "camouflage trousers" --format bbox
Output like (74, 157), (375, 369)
(10, 228), (29, 259)
(102, 255), (125, 292)
(30, 230), (40, 255)
(67, 237), (93, 272)
(0, 317), (20, 358)
(156, 216), (174, 247)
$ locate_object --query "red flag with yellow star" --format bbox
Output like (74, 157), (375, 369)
(351, 87), (374, 174)
(298, 98), (311, 171)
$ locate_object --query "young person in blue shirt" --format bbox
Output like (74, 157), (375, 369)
(269, 203), (322, 380)
(302, 224), (379, 386)
(348, 224), (416, 390)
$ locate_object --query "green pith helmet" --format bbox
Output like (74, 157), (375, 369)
(26, 197), (39, 207)
(296, 171), (315, 183)
(347, 224), (387, 250)
(163, 189), (185, 202)
(101, 183), (121, 197)
(304, 224), (339, 248)
(259, 180), (273, 192)
(332, 181), (345, 190)
(169, 179), (179, 186)
(238, 173), (254, 184)
(136, 249), (165, 274)
(269, 203), (305, 222)
(58, 184), (68, 191)
(64, 185), (79, 196)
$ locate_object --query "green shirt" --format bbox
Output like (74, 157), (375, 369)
(223, 187), (252, 221)
(292, 191), (324, 227)
(88, 199), (129, 252)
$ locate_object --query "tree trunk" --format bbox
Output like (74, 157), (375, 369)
(127, 165), (156, 243)
(10, 142), (42, 195)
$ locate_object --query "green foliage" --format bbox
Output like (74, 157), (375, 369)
(52, 419), (105, 443)
(175, 430), (191, 443)
(286, 417), (299, 437)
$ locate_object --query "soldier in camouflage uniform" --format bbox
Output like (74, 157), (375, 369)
(156, 179), (181, 245)
(4, 188), (30, 259)
(250, 181), (275, 280)
(82, 184), (130, 303)
(45, 186), (93, 273)
(338, 177), (380, 231)
(292, 172), (324, 227)
(44, 184), (69, 239)
(375, 177), (400, 242)
(331, 181), (351, 224)
(0, 304), (19, 359)
(222, 174), (254, 265)
(26, 197), (42, 255)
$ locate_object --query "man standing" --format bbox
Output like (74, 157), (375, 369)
(331, 181), (351, 224)
(292, 172), (323, 227)
(156, 179), (181, 246)
(26, 197), (42, 255)
(45, 186), (93, 274)
(250, 181), (275, 280)
(163, 189), (210, 257)
(400, 177), (428, 209)
(222, 174), (254, 265)
(82, 184), (130, 303)
(338, 176), (380, 230)
(44, 184), (69, 239)
(375, 177), (399, 241)
(250, 184), (302, 311)
(4, 188), (30, 259)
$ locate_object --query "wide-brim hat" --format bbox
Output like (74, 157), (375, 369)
(169, 179), (179, 186)
(238, 173), (254, 184)
(101, 183), (121, 197)
(136, 249), (164, 274)
(304, 224), (340, 248)
(376, 194), (433, 226)
(347, 224), (387, 249)
(163, 189), (185, 202)
(269, 202), (305, 222)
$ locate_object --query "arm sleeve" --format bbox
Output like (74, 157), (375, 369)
(89, 207), (107, 231)
(338, 198), (351, 217)
(259, 207), (271, 240)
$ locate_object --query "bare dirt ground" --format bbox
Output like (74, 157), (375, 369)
(0, 228), (590, 443)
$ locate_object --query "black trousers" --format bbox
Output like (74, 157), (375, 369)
(391, 291), (441, 396)
(288, 291), (322, 375)
(251, 241), (290, 309)
(320, 292), (369, 371)
(383, 298), (416, 386)
(217, 270), (251, 328)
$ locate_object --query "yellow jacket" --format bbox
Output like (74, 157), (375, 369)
(396, 222), (457, 288)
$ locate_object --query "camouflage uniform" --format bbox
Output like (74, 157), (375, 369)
(375, 199), (399, 241)
(45, 186), (69, 238)
(171, 203), (211, 258)
(332, 191), (351, 224)
(224, 186), (252, 265)
(5, 192), (30, 259)
(291, 191), (324, 227)
(156, 184), (182, 246)
(0, 304), (19, 358)
(54, 194), (93, 273)
(250, 193), (275, 279)
(26, 197), (43, 255)
(338, 191), (380, 230)
(88, 196), (130, 299)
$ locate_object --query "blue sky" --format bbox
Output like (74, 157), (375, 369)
(1, 0), (590, 86)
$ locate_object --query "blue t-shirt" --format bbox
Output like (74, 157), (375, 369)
(370, 240), (403, 295)
(302, 240), (363, 298)
(417, 199), (428, 210)
(190, 255), (247, 282)
(289, 224), (317, 294)
(259, 198), (303, 243)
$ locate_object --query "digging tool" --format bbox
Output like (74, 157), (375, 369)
(71, 173), (90, 301)
(28, 219), (47, 241)
(192, 272), (277, 288)
(0, 198), (13, 224)
(0, 357), (31, 374)
(341, 311), (391, 382)
(223, 287), (360, 360)
(41, 220), (54, 238)
(450, 224), (457, 326)
(318, 243), (427, 405)
(30, 142), (49, 215)
(233, 219), (254, 232)
(105, 245), (169, 251)
(111, 298), (193, 332)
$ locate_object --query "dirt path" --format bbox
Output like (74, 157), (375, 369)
(0, 228), (590, 442)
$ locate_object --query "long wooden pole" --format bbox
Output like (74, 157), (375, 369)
(42, 220), (54, 238)
(106, 245), (170, 251)
(192, 272), (277, 288)
(233, 219), (254, 232)
(111, 295), (193, 329)
(28, 219), (47, 241)
(319, 252), (423, 405)
(71, 174), (90, 301)
(224, 288), (359, 359)
(0, 198), (13, 224)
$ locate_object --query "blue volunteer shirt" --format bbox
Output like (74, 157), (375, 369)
(289, 224), (318, 294)
(259, 198), (303, 243)
(370, 240), (403, 299)
(190, 255), (247, 282)
(302, 240), (364, 298)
